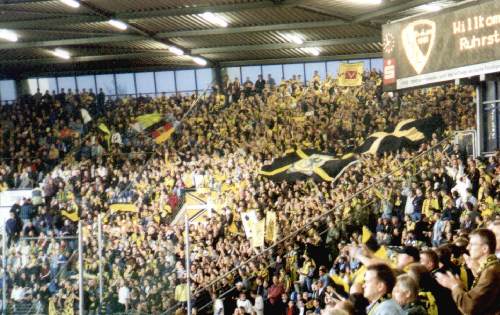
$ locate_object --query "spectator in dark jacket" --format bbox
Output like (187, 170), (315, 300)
(5, 212), (20, 247)
(412, 188), (424, 221)
(19, 198), (34, 226)
(36, 207), (54, 233)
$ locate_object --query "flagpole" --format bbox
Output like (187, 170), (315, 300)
(185, 214), (191, 315)
(2, 225), (7, 315)
(78, 220), (84, 315)
(98, 214), (103, 315)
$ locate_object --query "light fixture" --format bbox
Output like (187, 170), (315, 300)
(200, 12), (228, 27)
(51, 48), (71, 60)
(169, 46), (184, 56)
(284, 34), (303, 45)
(420, 3), (442, 12)
(59, 0), (80, 8)
(0, 29), (18, 42)
(303, 47), (320, 56)
(108, 19), (128, 31)
(191, 56), (207, 66)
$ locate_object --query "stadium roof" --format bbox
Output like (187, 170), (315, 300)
(0, 0), (465, 77)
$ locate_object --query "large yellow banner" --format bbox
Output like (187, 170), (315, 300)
(338, 62), (364, 86)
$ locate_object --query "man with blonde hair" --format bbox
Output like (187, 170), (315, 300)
(392, 275), (426, 315)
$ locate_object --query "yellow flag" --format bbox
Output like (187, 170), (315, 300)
(362, 226), (372, 244)
(338, 62), (364, 86)
(98, 123), (111, 147)
(374, 246), (388, 260)
(98, 123), (110, 134)
(110, 203), (138, 213)
(352, 265), (367, 284)
(331, 274), (350, 293)
(61, 210), (79, 222)
(49, 299), (57, 315)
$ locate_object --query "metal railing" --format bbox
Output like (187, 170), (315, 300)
(95, 81), (216, 314)
(164, 134), (454, 314)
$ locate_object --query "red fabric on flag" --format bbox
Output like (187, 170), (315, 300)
(345, 71), (357, 79)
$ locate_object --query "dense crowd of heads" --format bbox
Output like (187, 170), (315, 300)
(1, 69), (499, 315)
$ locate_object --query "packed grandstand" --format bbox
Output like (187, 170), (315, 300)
(1, 67), (499, 315)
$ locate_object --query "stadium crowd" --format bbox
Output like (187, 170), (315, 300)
(1, 68), (499, 315)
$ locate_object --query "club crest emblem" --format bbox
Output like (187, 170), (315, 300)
(401, 19), (436, 74)
(345, 71), (357, 80)
(287, 154), (335, 176)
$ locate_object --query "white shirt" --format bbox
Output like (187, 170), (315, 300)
(404, 195), (415, 215)
(194, 173), (205, 189)
(11, 287), (25, 302)
(237, 298), (253, 314)
(118, 286), (130, 305)
(111, 132), (122, 145)
(213, 298), (224, 315)
(253, 295), (264, 315)
(451, 176), (471, 202)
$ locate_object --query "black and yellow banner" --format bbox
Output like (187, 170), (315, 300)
(260, 116), (443, 182)
(260, 149), (357, 182)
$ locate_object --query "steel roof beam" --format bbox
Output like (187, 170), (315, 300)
(118, 0), (306, 20)
(0, 50), (190, 64)
(0, 34), (144, 49)
(0, 19), (351, 51)
(353, 0), (437, 23)
(295, 4), (354, 22)
(0, 0), (54, 4)
(191, 36), (380, 54)
(0, 0), (306, 29)
(0, 15), (103, 28)
(156, 19), (348, 38)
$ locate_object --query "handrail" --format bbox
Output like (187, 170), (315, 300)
(192, 135), (452, 296)
(195, 199), (380, 313)
(163, 133), (453, 314)
(196, 136), (452, 312)
(19, 249), (79, 314)
(96, 82), (216, 314)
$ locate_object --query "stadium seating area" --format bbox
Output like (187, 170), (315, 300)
(1, 70), (499, 315)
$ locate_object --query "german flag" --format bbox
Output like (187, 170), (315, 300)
(151, 122), (174, 144)
(131, 112), (162, 132)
